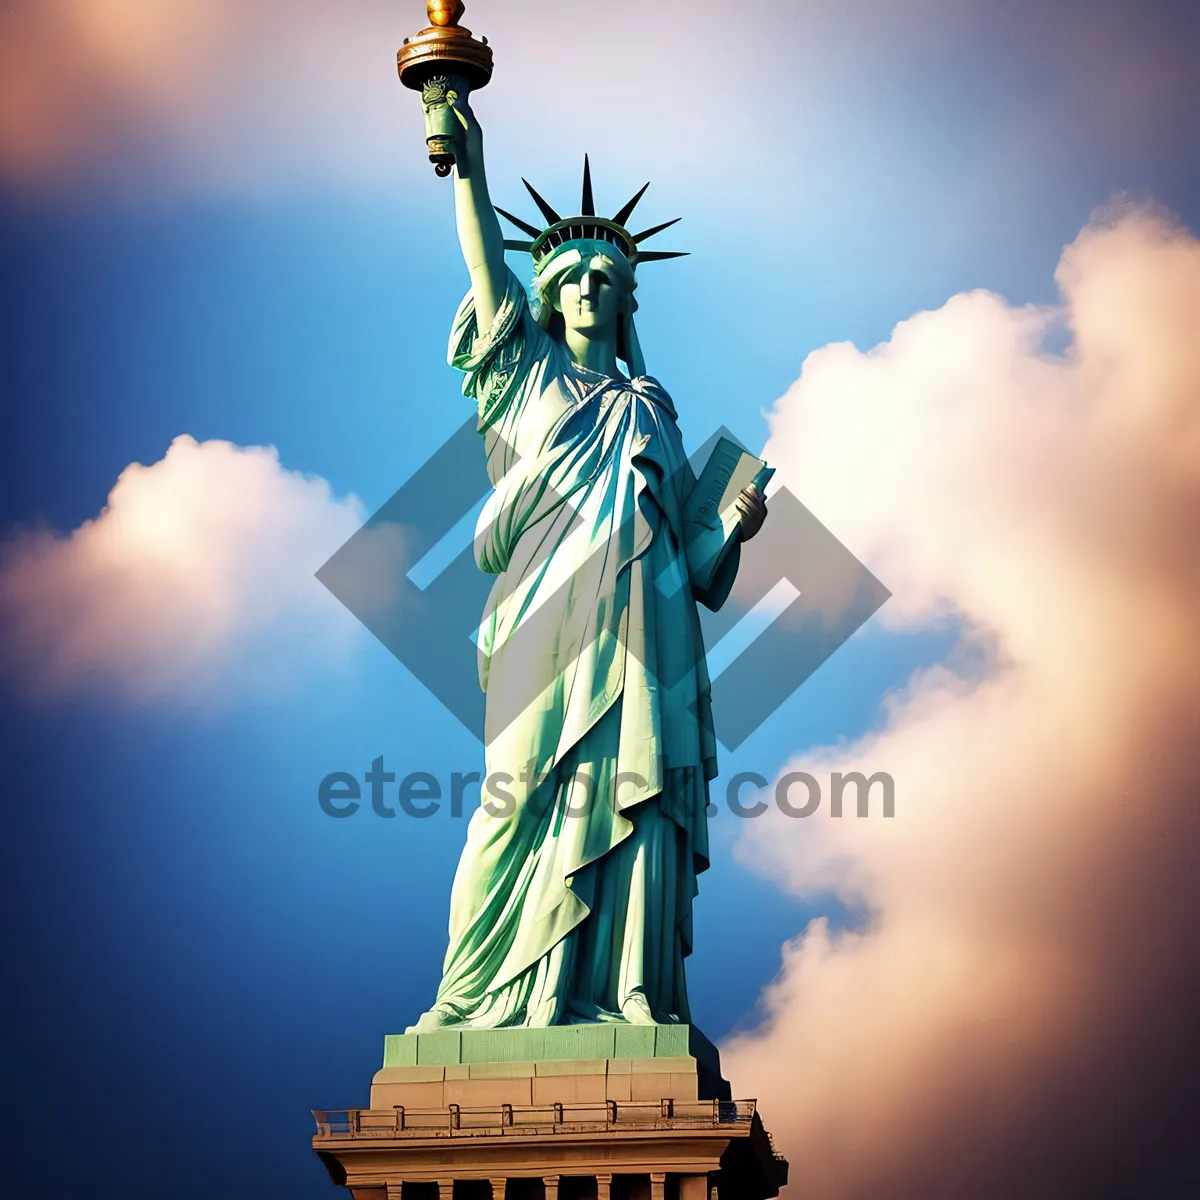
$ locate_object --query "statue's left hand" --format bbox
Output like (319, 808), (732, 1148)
(735, 484), (768, 542)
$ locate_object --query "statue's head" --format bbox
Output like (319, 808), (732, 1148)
(495, 157), (687, 345)
(534, 241), (636, 343)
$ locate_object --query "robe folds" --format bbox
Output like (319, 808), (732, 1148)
(410, 269), (740, 1030)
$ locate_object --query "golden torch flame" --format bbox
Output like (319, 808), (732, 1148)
(427, 1), (465, 27)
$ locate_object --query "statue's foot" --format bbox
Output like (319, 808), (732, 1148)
(619, 992), (656, 1025)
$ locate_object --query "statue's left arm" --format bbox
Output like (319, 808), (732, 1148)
(686, 483), (767, 611)
(735, 485), (767, 542)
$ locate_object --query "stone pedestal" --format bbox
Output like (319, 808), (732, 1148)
(314, 1027), (788, 1200)
(371, 1025), (730, 1109)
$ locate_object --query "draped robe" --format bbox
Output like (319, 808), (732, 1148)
(410, 269), (740, 1030)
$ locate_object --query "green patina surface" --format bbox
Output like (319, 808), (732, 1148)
(383, 1024), (720, 1075)
(400, 83), (758, 1039)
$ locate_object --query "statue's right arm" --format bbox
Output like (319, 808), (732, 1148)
(451, 99), (506, 332)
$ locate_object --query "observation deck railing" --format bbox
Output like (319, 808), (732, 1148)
(313, 1099), (757, 1141)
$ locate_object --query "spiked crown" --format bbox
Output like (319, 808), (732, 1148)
(495, 155), (687, 276)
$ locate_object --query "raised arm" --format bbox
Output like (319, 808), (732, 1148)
(450, 97), (506, 331)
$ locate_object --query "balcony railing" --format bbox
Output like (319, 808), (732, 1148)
(313, 1099), (757, 1141)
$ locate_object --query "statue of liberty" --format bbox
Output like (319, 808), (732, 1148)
(403, 14), (768, 1033)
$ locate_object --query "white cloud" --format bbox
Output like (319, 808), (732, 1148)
(721, 205), (1200, 1196)
(0, 435), (366, 704)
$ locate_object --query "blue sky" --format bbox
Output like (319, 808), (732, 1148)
(2, 2), (1199, 1197)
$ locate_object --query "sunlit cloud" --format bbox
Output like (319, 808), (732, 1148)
(722, 205), (1200, 1197)
(0, 435), (366, 703)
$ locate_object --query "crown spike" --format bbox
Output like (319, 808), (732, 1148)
(612, 182), (650, 227)
(494, 205), (542, 238)
(522, 179), (562, 225)
(581, 155), (595, 217)
(632, 216), (682, 244)
(502, 239), (534, 252)
(634, 250), (690, 262)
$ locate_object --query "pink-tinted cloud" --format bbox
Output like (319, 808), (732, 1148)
(722, 206), (1200, 1196)
(7, 1), (1190, 207)
(0, 435), (365, 703)
(0, 0), (743, 198)
(0, 0), (221, 184)
(0, 0), (397, 195)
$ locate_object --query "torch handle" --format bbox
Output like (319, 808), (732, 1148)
(418, 72), (472, 177)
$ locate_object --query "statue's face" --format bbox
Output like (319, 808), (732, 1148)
(553, 260), (624, 338)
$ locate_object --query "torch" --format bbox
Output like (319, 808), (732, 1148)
(397, 1), (494, 177)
